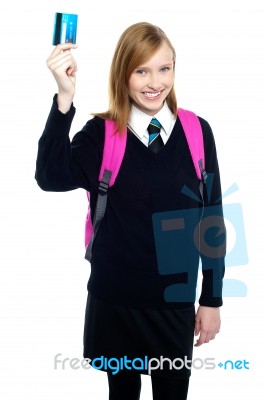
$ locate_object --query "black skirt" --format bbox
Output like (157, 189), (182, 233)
(83, 292), (195, 379)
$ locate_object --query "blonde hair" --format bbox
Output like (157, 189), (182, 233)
(93, 22), (177, 133)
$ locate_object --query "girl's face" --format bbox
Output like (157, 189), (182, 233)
(128, 41), (175, 116)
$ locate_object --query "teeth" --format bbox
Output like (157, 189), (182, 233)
(144, 91), (161, 97)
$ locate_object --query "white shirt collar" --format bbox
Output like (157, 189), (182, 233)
(128, 102), (176, 139)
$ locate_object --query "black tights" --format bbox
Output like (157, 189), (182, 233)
(107, 371), (189, 400)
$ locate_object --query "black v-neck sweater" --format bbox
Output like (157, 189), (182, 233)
(35, 95), (225, 309)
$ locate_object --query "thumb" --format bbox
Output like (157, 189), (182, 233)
(194, 319), (201, 336)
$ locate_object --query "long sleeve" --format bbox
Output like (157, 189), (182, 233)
(35, 95), (104, 192)
(198, 117), (225, 307)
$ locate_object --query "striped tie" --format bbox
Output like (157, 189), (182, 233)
(147, 118), (164, 153)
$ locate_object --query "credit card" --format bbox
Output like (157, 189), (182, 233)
(52, 12), (78, 45)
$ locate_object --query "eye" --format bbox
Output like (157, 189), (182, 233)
(136, 69), (147, 75)
(160, 67), (171, 72)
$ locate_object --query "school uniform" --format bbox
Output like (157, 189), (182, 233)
(35, 95), (225, 381)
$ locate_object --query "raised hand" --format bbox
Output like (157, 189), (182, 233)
(46, 43), (78, 113)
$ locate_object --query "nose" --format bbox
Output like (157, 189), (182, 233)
(147, 72), (162, 91)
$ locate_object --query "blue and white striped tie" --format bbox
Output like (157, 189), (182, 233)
(148, 118), (164, 153)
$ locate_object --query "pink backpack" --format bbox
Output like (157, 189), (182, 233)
(85, 108), (207, 261)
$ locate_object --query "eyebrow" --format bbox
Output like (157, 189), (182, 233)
(136, 63), (173, 70)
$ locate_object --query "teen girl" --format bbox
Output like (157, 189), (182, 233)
(36, 22), (225, 400)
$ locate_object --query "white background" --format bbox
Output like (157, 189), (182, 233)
(0, 0), (265, 398)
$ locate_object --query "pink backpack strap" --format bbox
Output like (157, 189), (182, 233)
(99, 120), (127, 186)
(85, 120), (127, 261)
(177, 108), (207, 182)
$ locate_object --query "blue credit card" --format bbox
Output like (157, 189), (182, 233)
(52, 13), (78, 45)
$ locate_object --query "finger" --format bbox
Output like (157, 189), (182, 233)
(48, 43), (78, 59)
(200, 330), (218, 344)
(48, 55), (76, 74)
(66, 67), (76, 76)
(194, 320), (201, 336)
(194, 331), (207, 347)
(204, 332), (214, 343)
(47, 51), (73, 69)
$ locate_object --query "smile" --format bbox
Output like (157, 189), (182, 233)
(142, 91), (162, 98)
